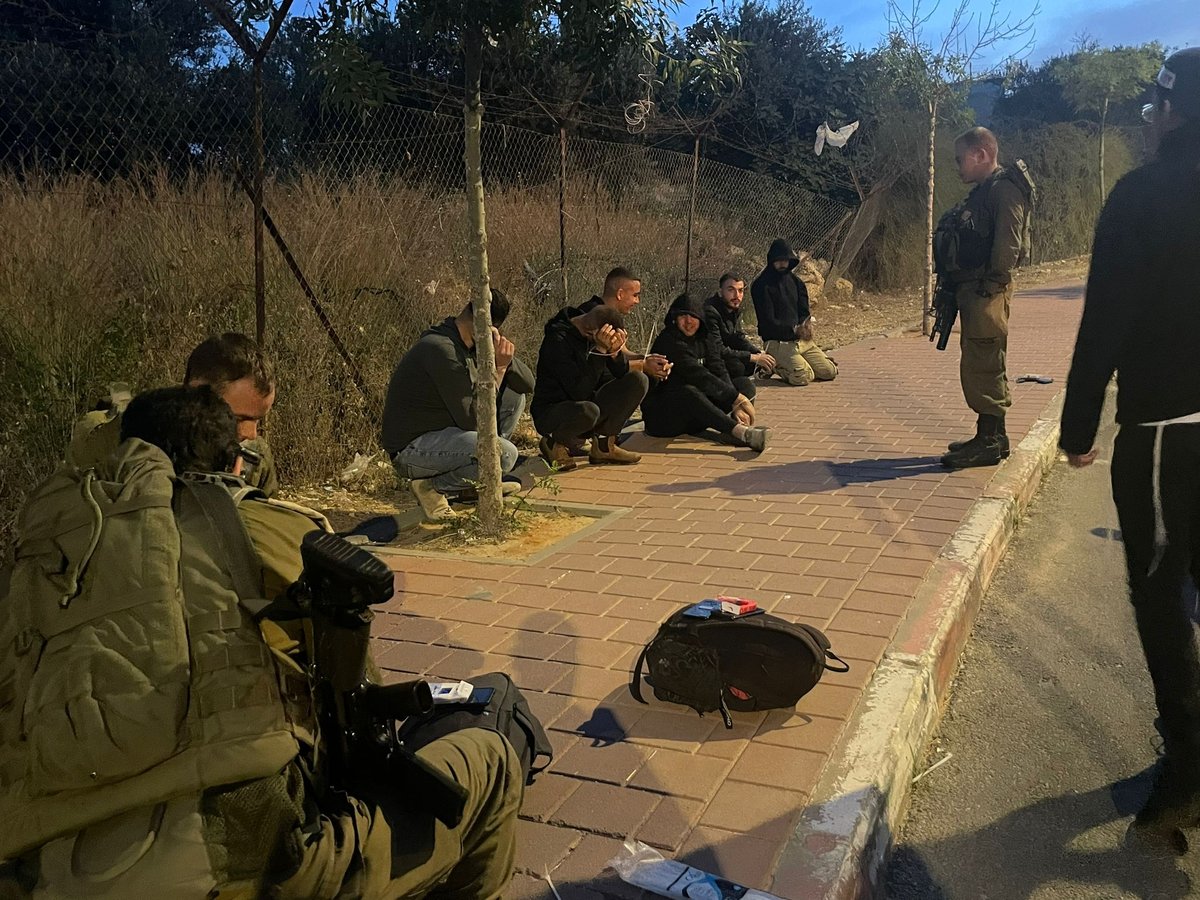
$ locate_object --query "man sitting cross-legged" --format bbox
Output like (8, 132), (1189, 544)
(642, 293), (770, 452)
(382, 288), (534, 522)
(532, 304), (647, 470)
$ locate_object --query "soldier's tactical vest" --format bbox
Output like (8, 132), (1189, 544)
(0, 439), (315, 861)
(934, 161), (1038, 278)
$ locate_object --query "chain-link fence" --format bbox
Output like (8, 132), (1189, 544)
(0, 30), (854, 539)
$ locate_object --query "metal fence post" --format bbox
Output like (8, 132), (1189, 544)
(683, 133), (701, 295)
(559, 125), (568, 304)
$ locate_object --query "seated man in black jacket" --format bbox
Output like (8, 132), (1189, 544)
(643, 294), (770, 452)
(750, 239), (838, 386)
(382, 289), (534, 521)
(532, 305), (646, 469)
(704, 272), (776, 399)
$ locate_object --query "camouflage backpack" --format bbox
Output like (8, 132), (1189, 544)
(0, 439), (308, 863)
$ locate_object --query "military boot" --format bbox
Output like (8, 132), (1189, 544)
(948, 415), (1010, 458)
(941, 414), (1005, 469)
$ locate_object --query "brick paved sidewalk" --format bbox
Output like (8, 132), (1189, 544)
(371, 281), (1085, 898)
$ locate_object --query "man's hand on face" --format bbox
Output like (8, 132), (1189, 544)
(643, 354), (672, 379)
(750, 352), (776, 372)
(492, 327), (515, 370)
(595, 324), (628, 356)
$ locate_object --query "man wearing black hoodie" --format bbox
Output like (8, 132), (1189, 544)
(1060, 48), (1200, 852)
(643, 294), (770, 452)
(750, 239), (839, 386)
(704, 272), (776, 399)
(532, 304), (647, 469)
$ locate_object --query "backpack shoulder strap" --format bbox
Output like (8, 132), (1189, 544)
(176, 476), (270, 618)
(629, 643), (650, 705)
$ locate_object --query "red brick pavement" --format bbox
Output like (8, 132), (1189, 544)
(373, 281), (1085, 898)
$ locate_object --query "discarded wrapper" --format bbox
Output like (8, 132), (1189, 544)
(607, 839), (784, 900)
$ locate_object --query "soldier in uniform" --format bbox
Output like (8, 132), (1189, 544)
(935, 127), (1031, 469)
(1061, 48), (1200, 852)
(66, 333), (281, 496)
(1, 386), (523, 897)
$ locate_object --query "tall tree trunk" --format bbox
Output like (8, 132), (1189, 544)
(683, 134), (701, 294)
(1099, 94), (1108, 205)
(922, 98), (938, 337)
(462, 30), (503, 533)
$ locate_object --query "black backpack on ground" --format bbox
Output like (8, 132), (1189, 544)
(629, 605), (849, 728)
(396, 672), (553, 785)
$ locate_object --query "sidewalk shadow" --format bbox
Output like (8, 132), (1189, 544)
(649, 456), (945, 496)
(889, 768), (1194, 899)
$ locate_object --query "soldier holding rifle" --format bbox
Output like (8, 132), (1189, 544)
(931, 126), (1033, 469)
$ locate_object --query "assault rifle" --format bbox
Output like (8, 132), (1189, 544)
(292, 531), (468, 826)
(929, 280), (958, 352)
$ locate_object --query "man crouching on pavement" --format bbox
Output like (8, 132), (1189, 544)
(532, 304), (646, 470)
(382, 288), (533, 522)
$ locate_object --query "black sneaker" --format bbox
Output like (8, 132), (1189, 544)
(948, 433), (1011, 457)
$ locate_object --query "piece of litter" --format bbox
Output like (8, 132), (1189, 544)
(543, 865), (563, 900)
(607, 838), (784, 899)
(912, 751), (953, 784)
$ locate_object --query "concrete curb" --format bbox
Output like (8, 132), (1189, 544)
(770, 391), (1066, 900)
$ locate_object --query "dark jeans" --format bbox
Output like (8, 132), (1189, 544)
(534, 372), (648, 445)
(643, 385), (736, 438)
(1112, 422), (1200, 783)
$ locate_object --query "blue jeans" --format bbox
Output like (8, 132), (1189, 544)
(393, 392), (524, 493)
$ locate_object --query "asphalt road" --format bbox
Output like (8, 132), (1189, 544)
(887, 394), (1200, 900)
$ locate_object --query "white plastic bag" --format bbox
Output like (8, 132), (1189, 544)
(607, 839), (784, 900)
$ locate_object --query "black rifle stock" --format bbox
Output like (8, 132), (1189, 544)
(930, 281), (958, 351)
(296, 531), (468, 827)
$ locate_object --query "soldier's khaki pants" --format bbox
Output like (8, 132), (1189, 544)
(24, 732), (522, 900)
(317, 728), (523, 899)
(764, 339), (839, 386)
(956, 282), (1012, 418)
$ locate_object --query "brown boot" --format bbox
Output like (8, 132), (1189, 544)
(409, 478), (456, 522)
(589, 435), (640, 465)
(539, 436), (578, 472)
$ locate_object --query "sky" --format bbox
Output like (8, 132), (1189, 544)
(676, 0), (1198, 63)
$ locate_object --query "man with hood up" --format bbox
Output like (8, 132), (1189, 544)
(642, 293), (770, 452)
(750, 239), (839, 387)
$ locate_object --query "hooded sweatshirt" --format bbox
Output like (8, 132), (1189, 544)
(381, 316), (535, 453)
(750, 238), (811, 342)
(1060, 123), (1200, 453)
(704, 292), (759, 375)
(646, 294), (738, 409)
(531, 304), (630, 420)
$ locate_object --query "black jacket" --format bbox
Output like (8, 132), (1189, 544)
(646, 294), (738, 410)
(750, 238), (811, 341)
(381, 317), (535, 453)
(1060, 125), (1200, 453)
(531, 304), (629, 419)
(704, 293), (759, 375)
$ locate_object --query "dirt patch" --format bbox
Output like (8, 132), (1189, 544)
(385, 508), (596, 560)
